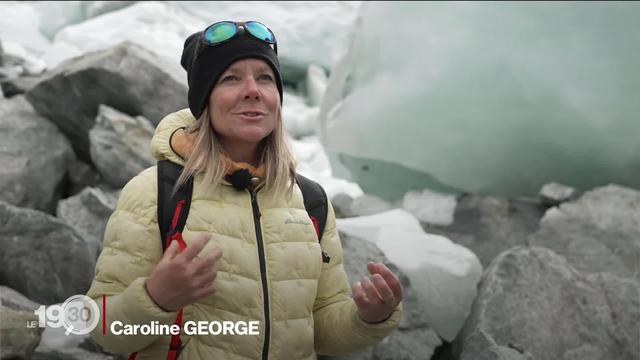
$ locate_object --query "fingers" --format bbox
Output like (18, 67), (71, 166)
(194, 268), (218, 289)
(367, 261), (378, 275)
(371, 274), (395, 304)
(352, 281), (369, 309)
(162, 240), (180, 262)
(368, 262), (403, 300)
(361, 277), (381, 303)
(192, 247), (223, 274)
(192, 283), (217, 299)
(179, 233), (211, 262)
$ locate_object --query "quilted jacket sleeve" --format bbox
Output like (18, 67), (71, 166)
(313, 202), (402, 356)
(86, 167), (178, 354)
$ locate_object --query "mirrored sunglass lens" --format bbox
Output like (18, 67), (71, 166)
(204, 22), (236, 43)
(246, 22), (274, 43)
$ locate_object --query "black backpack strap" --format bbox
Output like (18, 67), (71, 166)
(296, 173), (329, 242)
(157, 160), (194, 251)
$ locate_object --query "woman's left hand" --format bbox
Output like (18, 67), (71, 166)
(352, 261), (403, 324)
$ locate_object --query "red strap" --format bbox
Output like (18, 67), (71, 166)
(170, 200), (187, 229)
(130, 201), (187, 360)
(310, 216), (319, 239)
(166, 309), (183, 360)
(164, 198), (188, 250)
(166, 231), (187, 251)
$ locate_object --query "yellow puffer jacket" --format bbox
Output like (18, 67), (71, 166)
(86, 109), (401, 359)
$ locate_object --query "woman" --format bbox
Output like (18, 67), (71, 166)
(87, 21), (402, 360)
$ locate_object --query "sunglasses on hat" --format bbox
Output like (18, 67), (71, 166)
(203, 21), (278, 55)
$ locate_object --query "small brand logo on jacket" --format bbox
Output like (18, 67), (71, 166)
(284, 218), (311, 226)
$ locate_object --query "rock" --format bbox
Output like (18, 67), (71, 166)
(371, 327), (442, 360)
(539, 182), (578, 207)
(332, 193), (394, 218)
(25, 41), (187, 163)
(0, 201), (95, 304)
(1, 74), (43, 97)
(0, 286), (41, 311)
(0, 305), (43, 360)
(460, 330), (532, 360)
(56, 187), (118, 258)
(454, 246), (640, 360)
(67, 160), (102, 196)
(529, 184), (640, 280)
(350, 194), (394, 217)
(331, 193), (355, 218)
(33, 347), (119, 360)
(0, 95), (75, 213)
(326, 327), (441, 360)
(431, 342), (454, 360)
(89, 104), (156, 187)
(429, 194), (545, 268)
(333, 232), (442, 360)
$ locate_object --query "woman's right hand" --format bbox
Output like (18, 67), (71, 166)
(145, 233), (223, 312)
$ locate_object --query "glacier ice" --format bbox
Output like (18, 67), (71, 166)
(402, 188), (457, 226)
(283, 91), (319, 139)
(289, 134), (363, 200)
(305, 64), (329, 107)
(336, 209), (483, 341)
(319, 2), (640, 200)
(3, 1), (361, 85)
(0, 2), (51, 56)
(42, 2), (205, 69)
(170, 1), (362, 77)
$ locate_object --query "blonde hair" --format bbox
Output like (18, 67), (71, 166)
(173, 105), (297, 199)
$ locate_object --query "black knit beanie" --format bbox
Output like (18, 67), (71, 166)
(180, 27), (284, 119)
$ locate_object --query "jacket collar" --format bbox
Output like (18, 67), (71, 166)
(171, 127), (266, 183)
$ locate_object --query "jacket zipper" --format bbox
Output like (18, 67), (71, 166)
(249, 189), (270, 360)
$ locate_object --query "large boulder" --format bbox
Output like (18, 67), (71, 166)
(89, 104), (156, 187)
(0, 287), (43, 360)
(0, 285), (41, 311)
(0, 201), (95, 304)
(25, 41), (187, 162)
(0, 305), (43, 360)
(429, 194), (545, 267)
(460, 331), (532, 360)
(454, 246), (640, 360)
(330, 327), (443, 360)
(66, 160), (103, 196)
(529, 184), (640, 280)
(0, 95), (75, 213)
(56, 186), (119, 258)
